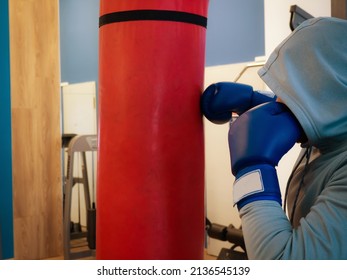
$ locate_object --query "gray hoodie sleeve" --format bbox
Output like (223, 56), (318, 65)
(239, 161), (347, 260)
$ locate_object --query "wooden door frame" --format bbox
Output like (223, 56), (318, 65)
(331, 0), (347, 19)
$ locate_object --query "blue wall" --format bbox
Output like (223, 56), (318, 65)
(0, 0), (14, 260)
(206, 0), (264, 66)
(59, 0), (264, 86)
(59, 0), (99, 85)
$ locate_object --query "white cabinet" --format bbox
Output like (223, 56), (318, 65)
(61, 81), (97, 135)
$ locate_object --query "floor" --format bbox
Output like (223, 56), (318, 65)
(50, 237), (217, 260)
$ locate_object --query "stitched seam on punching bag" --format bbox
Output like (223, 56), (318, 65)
(99, 10), (208, 28)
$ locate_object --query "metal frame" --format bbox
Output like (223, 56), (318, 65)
(63, 135), (98, 259)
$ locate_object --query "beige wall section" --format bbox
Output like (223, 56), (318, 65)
(204, 61), (268, 256)
(9, 0), (63, 259)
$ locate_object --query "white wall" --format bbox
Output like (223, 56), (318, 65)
(204, 61), (267, 256)
(264, 0), (331, 56)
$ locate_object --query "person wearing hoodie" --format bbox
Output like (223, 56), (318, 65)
(201, 17), (347, 259)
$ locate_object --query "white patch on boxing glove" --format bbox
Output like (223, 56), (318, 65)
(233, 169), (264, 205)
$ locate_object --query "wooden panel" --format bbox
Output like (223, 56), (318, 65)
(331, 0), (347, 19)
(9, 0), (63, 259)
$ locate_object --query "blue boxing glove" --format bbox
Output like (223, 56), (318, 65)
(201, 82), (276, 124)
(229, 102), (303, 210)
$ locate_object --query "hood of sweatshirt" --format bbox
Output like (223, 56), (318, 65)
(258, 17), (347, 152)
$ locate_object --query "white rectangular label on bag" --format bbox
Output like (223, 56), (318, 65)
(233, 169), (264, 205)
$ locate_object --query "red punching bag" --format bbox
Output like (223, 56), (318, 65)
(97, 0), (209, 259)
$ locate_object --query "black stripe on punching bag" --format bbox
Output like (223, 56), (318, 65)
(99, 9), (208, 28)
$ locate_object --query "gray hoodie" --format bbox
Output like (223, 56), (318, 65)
(239, 17), (347, 259)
